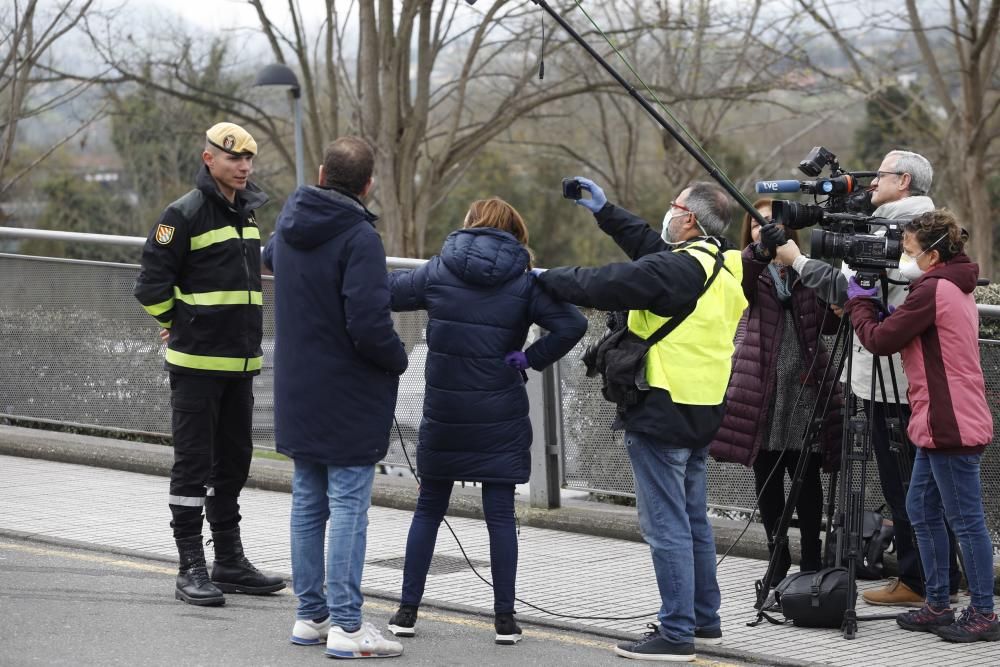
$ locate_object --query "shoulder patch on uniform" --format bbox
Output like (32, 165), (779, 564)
(155, 224), (175, 245)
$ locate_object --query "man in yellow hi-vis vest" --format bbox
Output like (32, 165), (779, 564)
(535, 178), (747, 662)
(135, 122), (284, 607)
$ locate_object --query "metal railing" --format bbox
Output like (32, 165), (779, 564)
(1, 226), (998, 545)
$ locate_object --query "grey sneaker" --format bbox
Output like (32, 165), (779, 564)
(614, 624), (695, 662)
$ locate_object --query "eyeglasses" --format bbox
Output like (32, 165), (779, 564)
(669, 200), (693, 214)
(874, 170), (905, 180)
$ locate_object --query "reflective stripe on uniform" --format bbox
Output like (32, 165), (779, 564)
(165, 348), (263, 372)
(189, 225), (260, 251)
(168, 494), (205, 507)
(172, 287), (263, 306)
(142, 297), (174, 317)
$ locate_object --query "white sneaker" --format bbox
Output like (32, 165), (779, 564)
(325, 621), (403, 659)
(291, 617), (330, 646)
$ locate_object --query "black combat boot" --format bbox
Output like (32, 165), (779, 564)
(175, 535), (225, 606)
(210, 526), (286, 594)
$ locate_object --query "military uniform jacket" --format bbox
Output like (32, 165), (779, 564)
(135, 166), (268, 376)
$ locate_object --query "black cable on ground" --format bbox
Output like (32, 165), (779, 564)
(392, 416), (653, 622)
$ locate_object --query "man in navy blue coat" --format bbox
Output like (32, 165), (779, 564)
(263, 136), (407, 658)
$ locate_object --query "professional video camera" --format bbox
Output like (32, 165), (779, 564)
(755, 146), (875, 227)
(755, 147), (903, 280)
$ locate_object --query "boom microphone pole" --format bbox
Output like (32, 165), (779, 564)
(463, 0), (769, 228)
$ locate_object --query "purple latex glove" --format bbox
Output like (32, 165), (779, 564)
(877, 304), (897, 322)
(504, 351), (529, 370)
(846, 276), (877, 301)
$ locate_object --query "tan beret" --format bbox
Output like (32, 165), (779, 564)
(206, 122), (257, 156)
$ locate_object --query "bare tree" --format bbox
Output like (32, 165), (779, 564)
(794, 0), (1000, 276)
(505, 0), (837, 217)
(905, 0), (999, 277)
(0, 0), (108, 205)
(85, 1), (605, 256)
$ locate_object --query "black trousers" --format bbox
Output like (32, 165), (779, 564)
(863, 399), (961, 595)
(753, 449), (824, 581)
(168, 373), (254, 540)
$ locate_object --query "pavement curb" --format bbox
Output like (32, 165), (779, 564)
(0, 527), (804, 666)
(0, 424), (776, 557)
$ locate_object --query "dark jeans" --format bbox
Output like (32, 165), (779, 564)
(400, 478), (517, 614)
(908, 449), (994, 612)
(168, 373), (254, 539)
(753, 450), (823, 580)
(863, 399), (961, 595)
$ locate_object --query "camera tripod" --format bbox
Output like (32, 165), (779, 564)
(748, 274), (920, 639)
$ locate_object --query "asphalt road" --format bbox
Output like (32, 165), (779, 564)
(0, 537), (745, 666)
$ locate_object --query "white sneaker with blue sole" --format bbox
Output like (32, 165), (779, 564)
(291, 617), (330, 646)
(326, 621), (403, 659)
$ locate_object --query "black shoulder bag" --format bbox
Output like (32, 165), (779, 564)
(581, 245), (727, 412)
(771, 567), (852, 628)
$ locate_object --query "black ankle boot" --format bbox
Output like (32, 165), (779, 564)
(210, 526), (286, 594)
(175, 535), (225, 606)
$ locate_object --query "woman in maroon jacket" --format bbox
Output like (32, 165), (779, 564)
(845, 209), (997, 643)
(710, 199), (842, 584)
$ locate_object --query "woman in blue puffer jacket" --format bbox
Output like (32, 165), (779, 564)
(385, 197), (587, 645)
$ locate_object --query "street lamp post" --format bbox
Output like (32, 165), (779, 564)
(254, 63), (305, 187)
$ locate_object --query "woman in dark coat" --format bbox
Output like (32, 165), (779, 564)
(710, 199), (842, 583)
(385, 197), (587, 644)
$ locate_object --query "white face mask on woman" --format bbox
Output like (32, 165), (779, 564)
(898, 233), (947, 281)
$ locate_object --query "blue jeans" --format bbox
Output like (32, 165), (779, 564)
(290, 460), (375, 629)
(626, 432), (721, 645)
(863, 400), (961, 595)
(400, 478), (517, 614)
(906, 448), (995, 613)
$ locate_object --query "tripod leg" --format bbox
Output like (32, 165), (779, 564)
(752, 319), (849, 615)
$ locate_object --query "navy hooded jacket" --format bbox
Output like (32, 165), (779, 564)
(263, 185), (407, 466)
(389, 227), (587, 484)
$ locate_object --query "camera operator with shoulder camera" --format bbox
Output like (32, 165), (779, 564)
(773, 149), (962, 608)
(535, 178), (747, 662)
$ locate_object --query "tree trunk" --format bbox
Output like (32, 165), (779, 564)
(964, 150), (994, 278)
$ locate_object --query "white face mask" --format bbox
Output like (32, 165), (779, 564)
(661, 211), (685, 244)
(898, 253), (924, 281)
(898, 232), (947, 281)
(660, 209), (709, 245)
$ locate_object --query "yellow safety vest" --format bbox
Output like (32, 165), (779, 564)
(627, 240), (747, 405)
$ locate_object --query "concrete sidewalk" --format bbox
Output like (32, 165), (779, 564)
(0, 448), (992, 667)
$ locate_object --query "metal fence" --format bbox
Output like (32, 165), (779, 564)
(0, 252), (430, 470)
(1, 233), (998, 545)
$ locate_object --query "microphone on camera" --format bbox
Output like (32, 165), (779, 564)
(755, 180), (810, 194)
(755, 175), (859, 195)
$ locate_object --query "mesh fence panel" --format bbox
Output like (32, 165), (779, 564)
(0, 255), (427, 468)
(560, 310), (1000, 546)
(1, 254), (997, 545)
